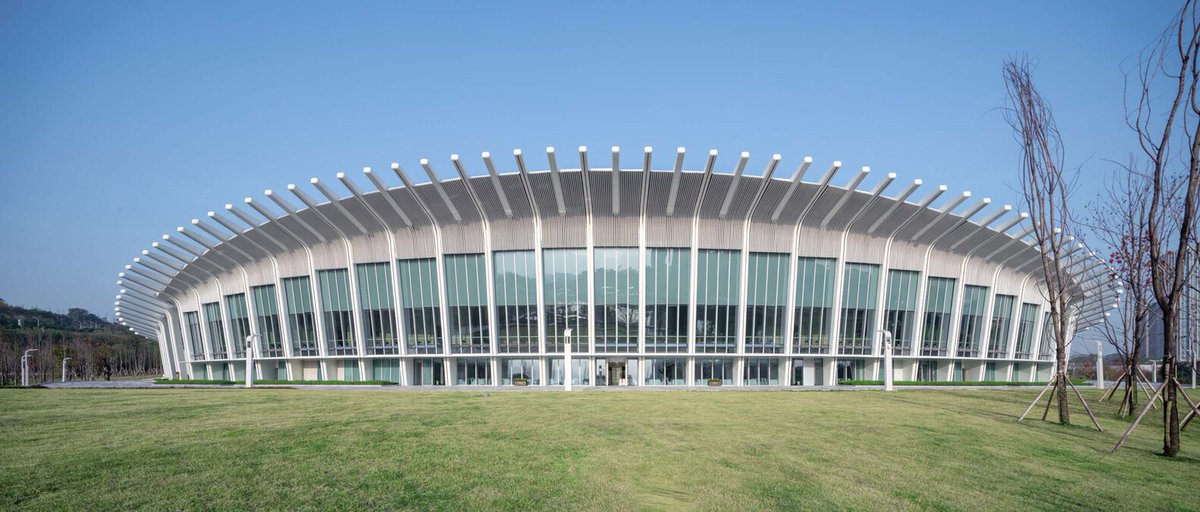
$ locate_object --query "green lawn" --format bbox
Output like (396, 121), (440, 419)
(1, 388), (1197, 511)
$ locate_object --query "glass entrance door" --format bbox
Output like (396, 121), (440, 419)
(607, 361), (627, 386)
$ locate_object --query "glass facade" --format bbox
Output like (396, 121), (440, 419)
(317, 269), (357, 356)
(224, 293), (251, 358)
(1014, 303), (1039, 359)
(281, 276), (319, 356)
(696, 249), (740, 353)
(356, 262), (399, 355)
(1038, 312), (1055, 361)
(202, 302), (227, 359)
(987, 295), (1015, 358)
(883, 270), (920, 356)
(548, 358), (591, 385)
(455, 358), (491, 385)
(593, 248), (639, 353)
(372, 359), (401, 383)
(920, 277), (956, 357)
(743, 358), (780, 385)
(543, 249), (588, 353)
(184, 311), (205, 360)
(444, 254), (490, 354)
(955, 285), (989, 358)
(398, 258), (442, 355)
(644, 357), (687, 385)
(644, 248), (690, 353)
(493, 250), (538, 353)
(794, 257), (835, 354)
(249, 285), (284, 357)
(838, 263), (880, 355)
(695, 357), (734, 385)
(745, 253), (789, 354)
(500, 358), (540, 385)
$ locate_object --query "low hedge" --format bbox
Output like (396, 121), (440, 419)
(154, 378), (397, 386)
(837, 379), (1086, 386)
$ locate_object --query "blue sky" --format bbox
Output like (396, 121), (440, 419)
(0, 0), (1179, 324)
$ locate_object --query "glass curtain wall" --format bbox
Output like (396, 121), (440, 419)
(224, 294), (251, 358)
(696, 249), (741, 353)
(444, 254), (490, 354)
(398, 258), (442, 354)
(695, 357), (734, 385)
(1038, 312), (1055, 361)
(249, 285), (284, 357)
(548, 358), (591, 385)
(543, 249), (589, 352)
(501, 358), (540, 385)
(644, 357), (687, 385)
(356, 262), (399, 355)
(493, 250), (538, 353)
(883, 270), (920, 356)
(317, 269), (357, 356)
(1014, 303), (1040, 359)
(281, 276), (319, 356)
(794, 257), (835, 353)
(372, 359), (401, 383)
(920, 277), (957, 356)
(594, 248), (639, 353)
(455, 358), (491, 385)
(955, 285), (989, 357)
(644, 248), (690, 353)
(745, 253), (789, 354)
(987, 295), (1016, 358)
(202, 302), (227, 359)
(184, 311), (205, 360)
(838, 263), (880, 355)
(743, 358), (780, 385)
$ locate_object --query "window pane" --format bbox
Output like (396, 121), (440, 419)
(986, 295), (1015, 358)
(745, 253), (788, 354)
(594, 248), (639, 353)
(494, 250), (539, 353)
(838, 263), (880, 355)
(696, 249), (740, 353)
(281, 276), (319, 356)
(224, 293), (251, 358)
(883, 269), (920, 356)
(644, 248), (689, 353)
(445, 254), (490, 354)
(920, 277), (956, 356)
(1014, 303), (1040, 359)
(955, 285), (989, 357)
(794, 257), (835, 354)
(184, 311), (205, 360)
(202, 302), (227, 359)
(356, 262), (399, 355)
(318, 268), (357, 356)
(398, 258), (442, 354)
(250, 285), (285, 357)
(543, 249), (588, 352)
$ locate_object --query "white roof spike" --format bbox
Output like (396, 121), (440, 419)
(481, 151), (491, 158)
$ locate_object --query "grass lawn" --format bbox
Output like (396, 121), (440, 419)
(1, 388), (1198, 511)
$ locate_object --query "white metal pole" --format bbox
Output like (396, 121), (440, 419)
(62, 357), (71, 383)
(880, 330), (893, 391)
(1095, 341), (1104, 390)
(564, 328), (573, 392)
(22, 349), (37, 387)
(245, 335), (259, 388)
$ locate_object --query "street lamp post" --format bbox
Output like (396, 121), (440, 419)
(62, 357), (71, 383)
(878, 330), (893, 391)
(563, 328), (573, 392)
(21, 348), (38, 387)
(244, 335), (260, 389)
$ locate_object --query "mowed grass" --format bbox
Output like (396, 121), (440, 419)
(1, 388), (1198, 511)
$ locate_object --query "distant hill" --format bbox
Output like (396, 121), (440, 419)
(0, 298), (113, 331)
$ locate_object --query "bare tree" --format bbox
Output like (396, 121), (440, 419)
(1113, 0), (1200, 457)
(1004, 58), (1102, 429)
(1084, 163), (1160, 416)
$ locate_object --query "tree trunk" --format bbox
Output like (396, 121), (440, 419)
(1163, 315), (1180, 456)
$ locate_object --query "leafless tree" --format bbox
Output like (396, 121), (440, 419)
(1113, 0), (1200, 457)
(1084, 163), (1160, 416)
(1004, 58), (1102, 429)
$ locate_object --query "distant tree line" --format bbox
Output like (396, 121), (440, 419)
(0, 299), (160, 385)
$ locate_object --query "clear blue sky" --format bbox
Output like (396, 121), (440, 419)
(0, 0), (1179, 325)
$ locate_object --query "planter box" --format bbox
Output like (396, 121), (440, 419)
(707, 379), (723, 387)
(512, 380), (529, 387)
